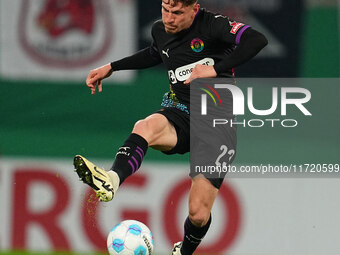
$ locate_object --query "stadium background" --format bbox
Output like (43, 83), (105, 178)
(0, 0), (339, 255)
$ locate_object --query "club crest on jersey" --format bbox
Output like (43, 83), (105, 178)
(229, 21), (244, 34)
(190, 38), (204, 53)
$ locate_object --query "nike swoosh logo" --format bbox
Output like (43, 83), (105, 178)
(93, 175), (114, 192)
(94, 166), (106, 177)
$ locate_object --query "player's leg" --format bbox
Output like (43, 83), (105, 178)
(73, 155), (120, 202)
(110, 113), (177, 184)
(74, 113), (177, 201)
(132, 113), (178, 151)
(173, 176), (219, 255)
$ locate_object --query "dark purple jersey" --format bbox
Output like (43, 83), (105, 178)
(150, 8), (250, 103)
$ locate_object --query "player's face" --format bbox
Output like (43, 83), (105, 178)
(161, 0), (199, 34)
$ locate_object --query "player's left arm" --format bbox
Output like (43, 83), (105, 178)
(213, 27), (268, 74)
(184, 18), (267, 84)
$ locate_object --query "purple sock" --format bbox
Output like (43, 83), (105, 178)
(180, 215), (212, 255)
(110, 133), (148, 185)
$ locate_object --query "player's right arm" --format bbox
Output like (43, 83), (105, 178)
(86, 63), (113, 95)
(87, 21), (163, 95)
(86, 45), (162, 94)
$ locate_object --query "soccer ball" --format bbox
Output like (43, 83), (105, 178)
(107, 220), (154, 255)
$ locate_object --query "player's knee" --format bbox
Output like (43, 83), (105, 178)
(132, 119), (152, 136)
(132, 118), (161, 145)
(189, 204), (210, 227)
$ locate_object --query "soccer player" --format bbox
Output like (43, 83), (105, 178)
(74, 0), (267, 254)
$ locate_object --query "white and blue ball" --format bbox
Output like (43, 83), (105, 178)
(107, 220), (154, 255)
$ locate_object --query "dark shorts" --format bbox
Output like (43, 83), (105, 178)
(155, 107), (237, 189)
(189, 123), (237, 189)
(155, 107), (190, 155)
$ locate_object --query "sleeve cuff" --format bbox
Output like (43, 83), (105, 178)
(236, 25), (250, 44)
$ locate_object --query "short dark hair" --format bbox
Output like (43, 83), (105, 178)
(163, 0), (198, 7)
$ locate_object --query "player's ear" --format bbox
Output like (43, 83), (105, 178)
(191, 3), (199, 18)
(193, 3), (200, 13)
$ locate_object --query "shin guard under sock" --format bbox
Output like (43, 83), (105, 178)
(180, 215), (212, 255)
(110, 133), (148, 185)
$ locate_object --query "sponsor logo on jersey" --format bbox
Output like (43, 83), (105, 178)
(229, 21), (244, 34)
(19, 0), (112, 68)
(167, 58), (215, 84)
(168, 70), (177, 84)
(190, 38), (204, 53)
(162, 48), (170, 58)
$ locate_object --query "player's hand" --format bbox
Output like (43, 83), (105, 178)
(184, 64), (217, 85)
(86, 63), (113, 95)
